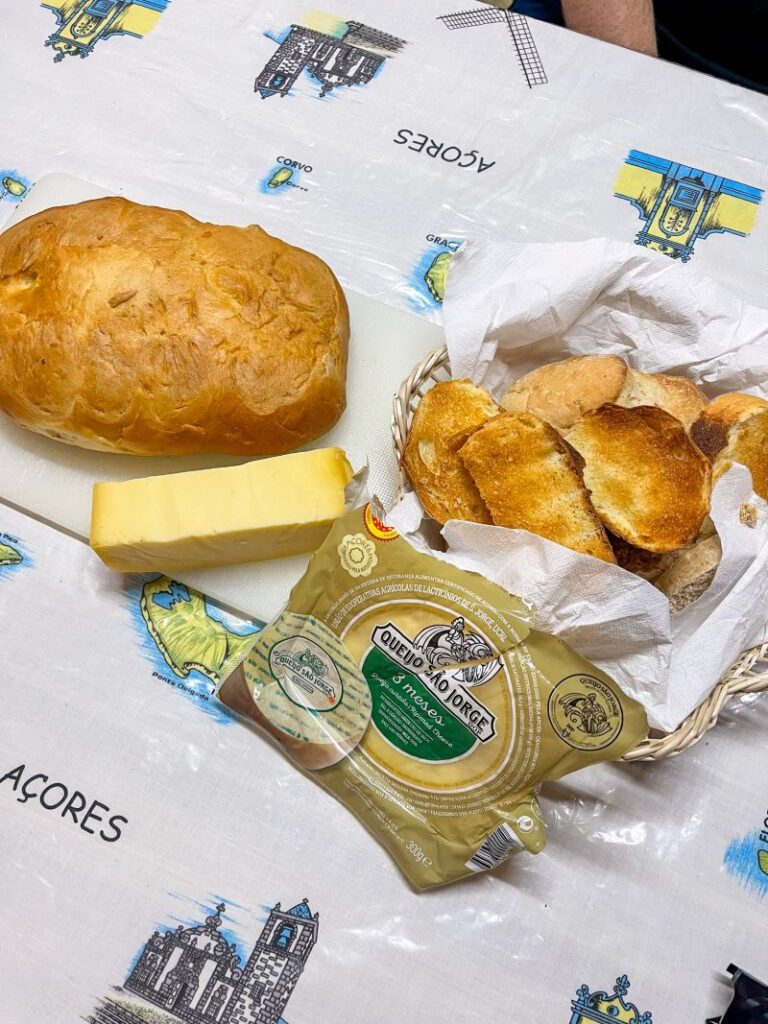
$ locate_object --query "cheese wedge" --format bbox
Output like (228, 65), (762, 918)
(90, 448), (353, 573)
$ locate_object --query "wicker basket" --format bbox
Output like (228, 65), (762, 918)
(391, 346), (768, 762)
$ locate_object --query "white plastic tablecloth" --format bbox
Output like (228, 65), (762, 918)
(2, 1), (768, 1021)
(2, 502), (767, 1023)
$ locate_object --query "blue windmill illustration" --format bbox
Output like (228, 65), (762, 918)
(437, 3), (547, 88)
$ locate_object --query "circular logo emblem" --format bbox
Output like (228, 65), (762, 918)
(363, 503), (399, 541)
(269, 636), (343, 711)
(337, 533), (378, 578)
(547, 674), (623, 751)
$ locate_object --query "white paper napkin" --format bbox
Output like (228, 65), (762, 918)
(390, 240), (768, 731)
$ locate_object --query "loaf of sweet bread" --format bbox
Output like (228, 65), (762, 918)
(0, 197), (349, 456)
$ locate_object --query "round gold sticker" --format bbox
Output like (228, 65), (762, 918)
(337, 533), (377, 578)
(547, 673), (623, 751)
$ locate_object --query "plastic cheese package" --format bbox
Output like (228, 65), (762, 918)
(217, 502), (648, 889)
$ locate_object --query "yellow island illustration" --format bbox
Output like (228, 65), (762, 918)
(140, 577), (256, 683)
(424, 251), (452, 303)
(268, 166), (294, 189)
(0, 543), (22, 566)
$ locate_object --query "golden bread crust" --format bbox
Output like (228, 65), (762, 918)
(458, 411), (616, 562)
(0, 198), (349, 455)
(695, 392), (768, 429)
(403, 380), (499, 525)
(616, 369), (706, 429)
(722, 411), (768, 499)
(567, 404), (711, 553)
(691, 393), (768, 498)
(500, 355), (628, 431)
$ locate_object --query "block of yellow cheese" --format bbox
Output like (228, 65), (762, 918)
(90, 448), (353, 573)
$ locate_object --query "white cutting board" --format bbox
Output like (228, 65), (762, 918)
(0, 175), (443, 620)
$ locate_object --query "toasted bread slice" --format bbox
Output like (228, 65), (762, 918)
(691, 393), (768, 499)
(655, 534), (722, 613)
(501, 355), (628, 431)
(501, 355), (705, 432)
(403, 380), (499, 525)
(567, 404), (711, 553)
(616, 369), (706, 429)
(458, 412), (616, 562)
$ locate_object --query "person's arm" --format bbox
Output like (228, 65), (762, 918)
(561, 0), (657, 56)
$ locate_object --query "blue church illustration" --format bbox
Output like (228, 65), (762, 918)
(88, 898), (318, 1023)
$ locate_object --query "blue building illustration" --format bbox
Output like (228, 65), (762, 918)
(570, 975), (653, 1023)
(615, 149), (763, 262)
(42, 0), (170, 62)
(255, 18), (406, 100)
(116, 899), (318, 1023)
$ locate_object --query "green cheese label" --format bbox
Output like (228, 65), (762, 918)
(363, 647), (477, 762)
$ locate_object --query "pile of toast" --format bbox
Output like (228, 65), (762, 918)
(403, 355), (768, 612)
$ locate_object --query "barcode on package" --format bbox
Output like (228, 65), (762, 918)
(465, 823), (524, 873)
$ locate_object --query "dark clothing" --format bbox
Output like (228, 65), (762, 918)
(512, 0), (768, 95)
(656, 0), (768, 95)
(513, 0), (564, 24)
